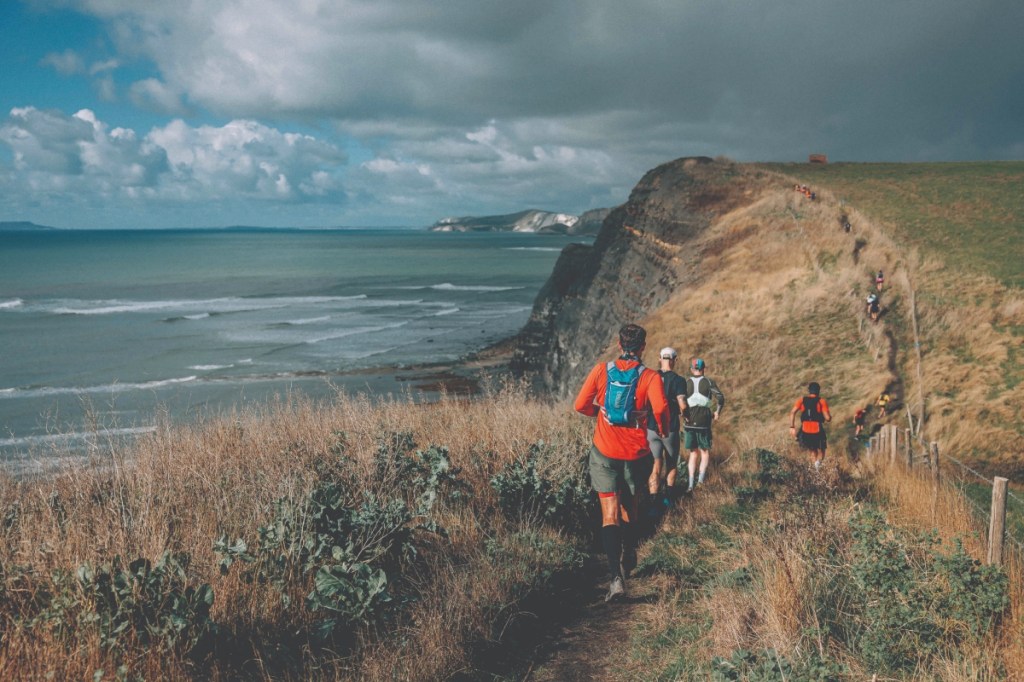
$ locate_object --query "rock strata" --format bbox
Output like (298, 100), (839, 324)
(511, 156), (763, 397)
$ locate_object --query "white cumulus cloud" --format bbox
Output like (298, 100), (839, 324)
(0, 107), (349, 226)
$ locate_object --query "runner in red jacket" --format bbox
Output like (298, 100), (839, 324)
(575, 323), (669, 602)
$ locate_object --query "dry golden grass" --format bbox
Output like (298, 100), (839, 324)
(613, 166), (1021, 678)
(0, 384), (594, 680)
(623, 426), (1022, 680)
(3, 162), (1019, 679)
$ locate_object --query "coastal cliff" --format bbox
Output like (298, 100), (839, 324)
(511, 157), (766, 397)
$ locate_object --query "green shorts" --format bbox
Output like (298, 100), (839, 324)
(683, 429), (712, 451)
(588, 446), (652, 496)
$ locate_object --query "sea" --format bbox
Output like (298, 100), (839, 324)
(0, 228), (583, 469)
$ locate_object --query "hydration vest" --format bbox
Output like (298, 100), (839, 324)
(686, 375), (712, 408)
(684, 375), (714, 429)
(602, 361), (644, 427)
(801, 396), (825, 423)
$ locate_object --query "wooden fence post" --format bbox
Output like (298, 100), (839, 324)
(904, 428), (912, 469)
(930, 443), (940, 483)
(929, 442), (940, 523)
(889, 424), (899, 464)
(988, 477), (1009, 566)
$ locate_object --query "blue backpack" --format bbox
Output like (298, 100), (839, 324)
(602, 361), (644, 427)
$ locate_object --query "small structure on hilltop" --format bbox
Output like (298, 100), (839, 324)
(809, 154), (828, 164)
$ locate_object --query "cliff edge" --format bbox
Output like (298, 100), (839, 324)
(511, 157), (766, 397)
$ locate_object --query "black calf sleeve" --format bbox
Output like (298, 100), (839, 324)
(601, 524), (622, 579)
(621, 521), (636, 551)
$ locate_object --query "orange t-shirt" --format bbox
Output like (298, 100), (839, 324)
(794, 396), (830, 433)
(574, 359), (669, 460)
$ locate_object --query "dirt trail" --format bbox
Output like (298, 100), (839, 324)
(450, 554), (653, 682)
(500, 195), (915, 680)
(522, 563), (655, 682)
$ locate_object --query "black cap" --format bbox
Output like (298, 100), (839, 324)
(808, 382), (820, 395)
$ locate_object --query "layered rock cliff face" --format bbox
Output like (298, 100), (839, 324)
(511, 157), (765, 397)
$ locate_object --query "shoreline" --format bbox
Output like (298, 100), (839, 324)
(0, 335), (522, 477)
(338, 334), (519, 397)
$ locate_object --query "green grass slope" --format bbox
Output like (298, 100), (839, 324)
(764, 161), (1024, 288)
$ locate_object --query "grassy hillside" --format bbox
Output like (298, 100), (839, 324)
(633, 162), (1023, 476)
(763, 162), (1024, 289)
(0, 160), (1020, 679)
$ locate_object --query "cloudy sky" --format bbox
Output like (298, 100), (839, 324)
(2, 0), (1022, 229)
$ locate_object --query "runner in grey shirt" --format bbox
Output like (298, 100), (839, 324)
(646, 347), (686, 512)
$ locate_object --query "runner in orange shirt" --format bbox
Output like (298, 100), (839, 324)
(575, 323), (669, 601)
(789, 382), (832, 470)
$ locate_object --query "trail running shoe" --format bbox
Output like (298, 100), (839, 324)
(606, 576), (625, 602)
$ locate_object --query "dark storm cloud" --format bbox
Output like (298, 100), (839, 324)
(71, 0), (1018, 161)
(5, 0), (1022, 227)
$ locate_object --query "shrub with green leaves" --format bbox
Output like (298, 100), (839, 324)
(712, 647), (846, 682)
(215, 431), (466, 638)
(735, 448), (791, 504)
(489, 441), (591, 536)
(846, 507), (1009, 673)
(43, 552), (215, 656)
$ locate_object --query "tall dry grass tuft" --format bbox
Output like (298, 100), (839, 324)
(0, 383), (594, 680)
(872, 455), (1024, 679)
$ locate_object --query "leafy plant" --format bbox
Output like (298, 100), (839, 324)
(712, 647), (846, 682)
(735, 448), (790, 504)
(712, 648), (792, 681)
(44, 552), (216, 656)
(215, 432), (467, 638)
(489, 442), (591, 535)
(846, 507), (1009, 673)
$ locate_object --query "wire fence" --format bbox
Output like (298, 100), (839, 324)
(868, 425), (1024, 559)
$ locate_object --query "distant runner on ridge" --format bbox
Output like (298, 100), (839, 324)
(790, 381), (832, 470)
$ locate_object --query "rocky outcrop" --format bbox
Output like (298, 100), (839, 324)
(0, 221), (56, 231)
(430, 209), (578, 233)
(511, 157), (765, 397)
(567, 208), (611, 236)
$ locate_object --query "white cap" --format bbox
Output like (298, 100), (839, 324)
(659, 347), (677, 359)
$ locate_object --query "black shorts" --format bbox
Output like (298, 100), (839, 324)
(798, 429), (827, 451)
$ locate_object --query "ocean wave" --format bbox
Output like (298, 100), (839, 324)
(0, 426), (157, 449)
(163, 312), (214, 322)
(306, 321), (410, 344)
(0, 298), (23, 310)
(431, 307), (461, 316)
(223, 320), (413, 346)
(503, 246), (563, 252)
(0, 376), (198, 400)
(397, 283), (525, 292)
(48, 294), (369, 316)
(188, 364), (233, 371)
(282, 315), (332, 325)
